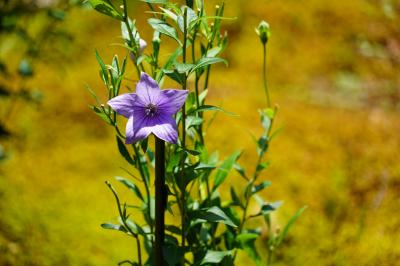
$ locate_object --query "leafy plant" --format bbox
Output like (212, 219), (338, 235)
(88, 0), (305, 265)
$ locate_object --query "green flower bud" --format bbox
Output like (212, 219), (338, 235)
(256, 20), (270, 44)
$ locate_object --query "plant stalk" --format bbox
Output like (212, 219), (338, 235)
(106, 181), (142, 266)
(179, 7), (189, 265)
(155, 137), (166, 266)
(263, 43), (271, 108)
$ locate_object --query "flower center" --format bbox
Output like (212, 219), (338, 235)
(145, 103), (158, 117)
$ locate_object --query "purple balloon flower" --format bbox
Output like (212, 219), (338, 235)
(108, 72), (188, 144)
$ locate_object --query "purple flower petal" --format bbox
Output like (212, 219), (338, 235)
(151, 114), (178, 144)
(125, 115), (152, 144)
(107, 93), (138, 118)
(136, 72), (160, 104)
(157, 89), (188, 115)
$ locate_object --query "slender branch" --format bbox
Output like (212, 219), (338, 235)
(106, 181), (143, 266)
(263, 43), (271, 107)
(194, 75), (204, 144)
(122, 0), (143, 78)
(122, 0), (135, 48)
(179, 7), (189, 265)
(132, 144), (153, 237)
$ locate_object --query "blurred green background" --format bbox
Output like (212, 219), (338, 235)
(1, 0), (399, 265)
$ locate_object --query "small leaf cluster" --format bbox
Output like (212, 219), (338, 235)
(88, 0), (305, 265)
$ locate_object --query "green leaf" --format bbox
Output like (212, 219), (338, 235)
(89, 105), (113, 125)
(161, 47), (182, 72)
(163, 244), (184, 266)
(48, 9), (66, 20)
(234, 163), (248, 180)
(276, 206), (307, 246)
(121, 17), (137, 43)
(261, 201), (283, 215)
(166, 152), (180, 173)
(236, 233), (262, 265)
(183, 148), (201, 156)
(230, 186), (242, 208)
(206, 46), (222, 57)
(199, 206), (238, 227)
(200, 250), (233, 265)
(101, 223), (127, 233)
(116, 136), (135, 165)
(165, 225), (181, 235)
(148, 18), (181, 45)
(249, 201), (283, 219)
(115, 176), (144, 201)
(195, 163), (216, 170)
(185, 116), (203, 130)
(188, 105), (236, 116)
(174, 62), (194, 74)
(125, 219), (145, 235)
(163, 69), (185, 85)
(190, 57), (227, 73)
(140, 0), (167, 3)
(260, 109), (272, 132)
(257, 134), (269, 155)
(159, 7), (178, 22)
(251, 181), (272, 195)
(177, 6), (198, 32)
(88, 0), (123, 20)
(213, 151), (242, 191)
(95, 50), (109, 86)
(256, 161), (270, 174)
(199, 89), (208, 104)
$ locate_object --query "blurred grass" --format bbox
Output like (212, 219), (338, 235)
(1, 0), (400, 265)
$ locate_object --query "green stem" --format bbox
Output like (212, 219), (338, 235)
(154, 137), (166, 266)
(234, 109), (277, 263)
(132, 144), (153, 238)
(195, 75), (204, 144)
(267, 251), (273, 266)
(106, 182), (143, 266)
(122, 0), (135, 49)
(122, 0), (142, 79)
(266, 214), (273, 266)
(263, 43), (271, 108)
(179, 7), (188, 265)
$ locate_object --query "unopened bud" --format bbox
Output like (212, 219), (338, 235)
(256, 20), (270, 44)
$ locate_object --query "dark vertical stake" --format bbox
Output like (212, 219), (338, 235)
(155, 137), (165, 266)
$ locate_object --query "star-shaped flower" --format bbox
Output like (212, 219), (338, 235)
(108, 72), (188, 144)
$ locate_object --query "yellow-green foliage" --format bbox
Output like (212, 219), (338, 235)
(1, 0), (399, 265)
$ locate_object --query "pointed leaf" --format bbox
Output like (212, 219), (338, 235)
(200, 250), (233, 265)
(88, 0), (123, 20)
(116, 136), (135, 165)
(276, 206), (307, 246)
(199, 206), (238, 227)
(190, 57), (227, 74)
(213, 151), (242, 191)
(101, 223), (127, 233)
(115, 176), (144, 201)
(148, 18), (181, 45)
(251, 181), (272, 195)
(236, 233), (262, 265)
